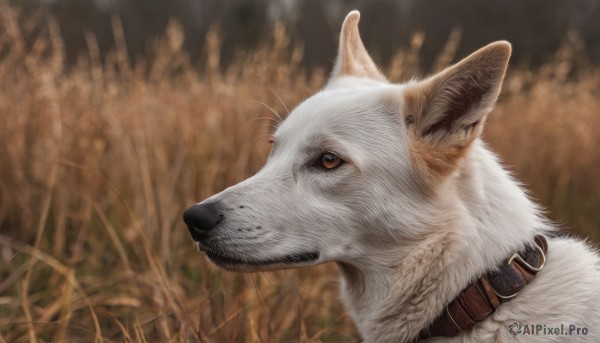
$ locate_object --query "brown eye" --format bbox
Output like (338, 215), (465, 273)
(319, 152), (343, 170)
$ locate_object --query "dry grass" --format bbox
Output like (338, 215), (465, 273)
(0, 8), (599, 342)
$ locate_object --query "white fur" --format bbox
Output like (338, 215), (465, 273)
(190, 11), (600, 342)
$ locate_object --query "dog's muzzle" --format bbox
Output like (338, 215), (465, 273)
(182, 202), (223, 241)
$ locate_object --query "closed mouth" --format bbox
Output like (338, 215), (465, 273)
(202, 249), (320, 268)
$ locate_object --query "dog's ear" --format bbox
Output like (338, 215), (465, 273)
(331, 11), (386, 81)
(403, 41), (511, 180)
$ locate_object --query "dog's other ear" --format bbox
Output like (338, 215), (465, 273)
(331, 11), (386, 81)
(403, 41), (511, 180)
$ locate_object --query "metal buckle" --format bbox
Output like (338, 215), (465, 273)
(507, 240), (546, 273)
(491, 239), (547, 300)
(492, 279), (520, 300)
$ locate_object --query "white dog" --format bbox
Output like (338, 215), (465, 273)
(184, 11), (600, 342)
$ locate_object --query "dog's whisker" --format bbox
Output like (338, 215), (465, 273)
(249, 116), (281, 125)
(268, 88), (290, 116)
(255, 133), (275, 143)
(258, 123), (280, 131)
(282, 269), (308, 295)
(260, 272), (285, 298)
(251, 274), (273, 336)
(245, 100), (284, 125)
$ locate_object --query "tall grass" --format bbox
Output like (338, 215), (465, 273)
(0, 8), (598, 342)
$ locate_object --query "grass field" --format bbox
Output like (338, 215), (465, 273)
(1, 11), (599, 342)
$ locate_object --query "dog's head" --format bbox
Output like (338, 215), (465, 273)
(183, 11), (511, 272)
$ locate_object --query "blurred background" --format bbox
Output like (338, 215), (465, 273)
(0, 0), (598, 342)
(6, 0), (600, 69)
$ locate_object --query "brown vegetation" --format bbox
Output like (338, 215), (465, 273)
(0, 9), (598, 342)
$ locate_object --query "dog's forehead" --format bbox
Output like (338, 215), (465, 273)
(275, 78), (399, 145)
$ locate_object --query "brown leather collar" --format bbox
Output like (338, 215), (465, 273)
(418, 235), (548, 340)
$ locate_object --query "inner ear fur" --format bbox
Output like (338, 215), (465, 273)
(403, 41), (511, 180)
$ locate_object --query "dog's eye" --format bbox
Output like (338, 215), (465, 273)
(318, 152), (344, 170)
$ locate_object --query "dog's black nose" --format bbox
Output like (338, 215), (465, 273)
(183, 202), (222, 241)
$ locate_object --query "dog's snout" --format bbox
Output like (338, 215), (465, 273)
(183, 202), (223, 241)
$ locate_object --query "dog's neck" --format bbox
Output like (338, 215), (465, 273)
(337, 141), (550, 342)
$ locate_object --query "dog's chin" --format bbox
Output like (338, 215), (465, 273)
(200, 247), (320, 272)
